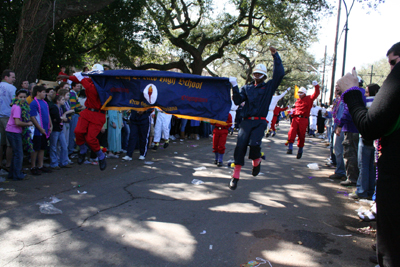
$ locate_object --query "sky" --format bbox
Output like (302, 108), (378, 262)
(309, 0), (399, 99)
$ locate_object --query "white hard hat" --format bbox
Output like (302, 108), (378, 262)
(253, 64), (267, 76)
(298, 87), (307, 94)
(92, 64), (104, 71)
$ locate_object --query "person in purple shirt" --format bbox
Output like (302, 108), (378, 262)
(336, 82), (366, 186)
(6, 89), (33, 180)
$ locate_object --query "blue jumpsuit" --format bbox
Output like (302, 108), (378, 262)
(232, 53), (285, 166)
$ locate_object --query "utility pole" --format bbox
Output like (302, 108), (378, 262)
(329, 0), (341, 104)
(368, 65), (375, 84)
(321, 45), (327, 104)
(341, 0), (352, 76)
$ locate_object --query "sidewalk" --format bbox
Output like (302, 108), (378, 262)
(0, 120), (376, 266)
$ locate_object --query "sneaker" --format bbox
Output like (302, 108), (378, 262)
(329, 173), (346, 180)
(164, 142), (169, 148)
(68, 159), (74, 165)
(108, 153), (119, 159)
(122, 155), (133, 161)
(170, 135), (176, 141)
(121, 149), (127, 153)
(30, 167), (41, 176)
(50, 166), (61, 170)
(229, 178), (239, 190)
(152, 145), (158, 151)
(39, 166), (52, 173)
(348, 192), (360, 199)
(340, 180), (356, 186)
(138, 155), (145, 160)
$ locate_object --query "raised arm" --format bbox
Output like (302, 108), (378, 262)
(229, 77), (247, 105)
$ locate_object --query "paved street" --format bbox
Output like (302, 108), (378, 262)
(0, 120), (377, 267)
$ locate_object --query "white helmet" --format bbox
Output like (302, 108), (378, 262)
(298, 87), (307, 94)
(92, 64), (104, 71)
(253, 64), (267, 76)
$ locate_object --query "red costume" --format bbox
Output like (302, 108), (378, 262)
(68, 75), (106, 153)
(271, 106), (288, 132)
(212, 114), (232, 155)
(287, 84), (320, 148)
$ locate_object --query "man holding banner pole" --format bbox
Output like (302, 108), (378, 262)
(228, 46), (285, 190)
(58, 64), (107, 171)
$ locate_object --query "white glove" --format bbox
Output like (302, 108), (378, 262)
(73, 72), (84, 82)
(286, 87), (291, 91)
(312, 81), (318, 86)
(229, 77), (238, 87)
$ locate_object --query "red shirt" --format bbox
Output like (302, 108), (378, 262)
(68, 76), (102, 110)
(293, 85), (320, 116)
(273, 106), (288, 116)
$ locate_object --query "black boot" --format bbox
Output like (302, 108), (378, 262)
(286, 149), (293, 154)
(99, 158), (107, 171)
(229, 178), (239, 190)
(252, 161), (261, 176)
(78, 153), (86, 165)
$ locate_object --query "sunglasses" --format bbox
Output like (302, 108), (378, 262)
(390, 56), (399, 66)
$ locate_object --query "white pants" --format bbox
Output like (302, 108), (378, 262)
(154, 112), (172, 142)
(229, 110), (236, 128)
(266, 111), (274, 130)
(310, 115), (317, 131)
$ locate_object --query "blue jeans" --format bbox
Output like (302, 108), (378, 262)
(50, 131), (69, 167)
(68, 114), (79, 154)
(334, 131), (346, 176)
(121, 120), (130, 150)
(356, 138), (376, 197)
(6, 131), (24, 180)
(180, 119), (187, 132)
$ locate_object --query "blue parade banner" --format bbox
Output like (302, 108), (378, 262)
(86, 70), (231, 125)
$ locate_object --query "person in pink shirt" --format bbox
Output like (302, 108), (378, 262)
(6, 89), (33, 180)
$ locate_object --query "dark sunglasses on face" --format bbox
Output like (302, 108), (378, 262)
(390, 57), (399, 66)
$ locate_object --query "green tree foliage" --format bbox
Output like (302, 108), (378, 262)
(357, 58), (390, 86)
(0, 0), (23, 72)
(205, 36), (321, 106)
(128, 0), (330, 74)
(39, 0), (146, 80)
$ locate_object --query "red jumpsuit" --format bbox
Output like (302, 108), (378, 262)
(271, 106), (288, 132)
(212, 114), (232, 154)
(69, 75), (106, 152)
(287, 84), (320, 148)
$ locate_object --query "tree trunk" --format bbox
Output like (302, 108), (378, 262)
(9, 0), (116, 86)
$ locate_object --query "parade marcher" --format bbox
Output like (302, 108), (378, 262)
(122, 109), (153, 161)
(309, 102), (321, 137)
(266, 87), (290, 137)
(337, 41), (400, 267)
(58, 64), (107, 170)
(286, 82), (320, 159)
(229, 99), (238, 135)
(152, 110), (172, 150)
(270, 105), (288, 137)
(212, 113), (232, 167)
(229, 46), (284, 190)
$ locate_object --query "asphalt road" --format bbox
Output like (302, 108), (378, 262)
(0, 120), (377, 267)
